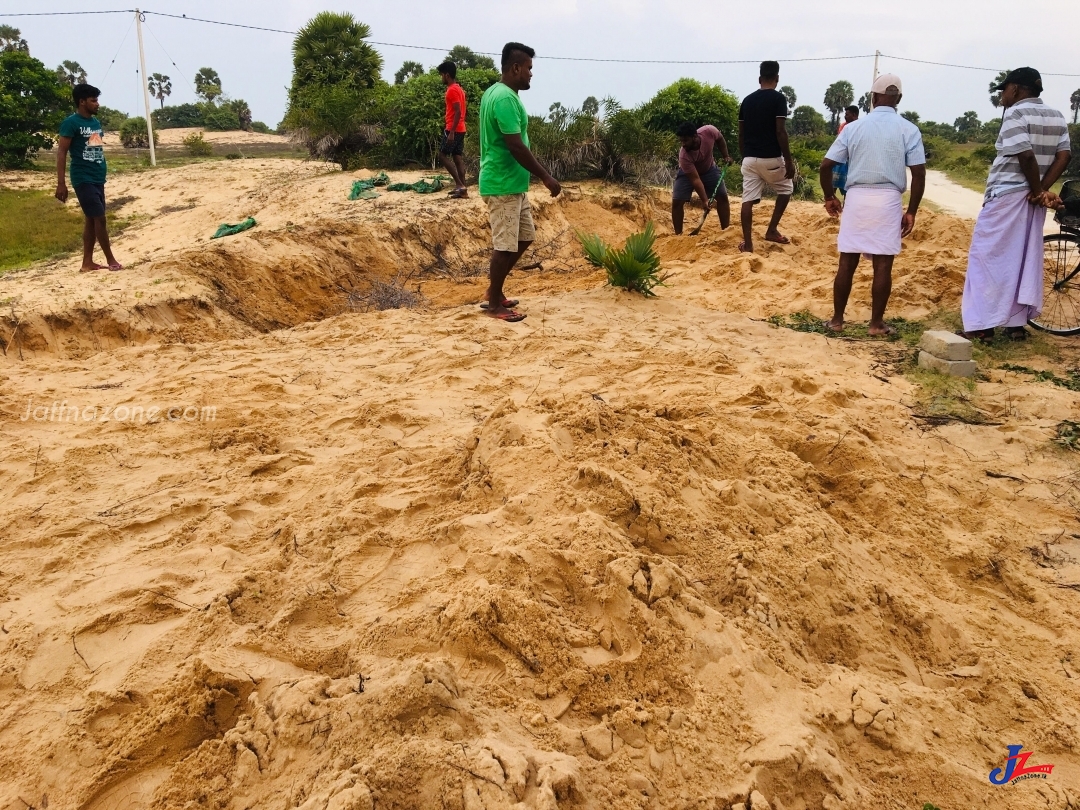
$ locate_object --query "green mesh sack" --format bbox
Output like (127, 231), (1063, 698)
(211, 217), (257, 239)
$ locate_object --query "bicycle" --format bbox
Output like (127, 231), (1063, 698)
(1031, 179), (1080, 336)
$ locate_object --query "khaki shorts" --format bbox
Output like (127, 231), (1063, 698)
(741, 156), (794, 202)
(484, 193), (535, 252)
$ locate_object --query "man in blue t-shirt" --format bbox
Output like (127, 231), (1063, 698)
(55, 83), (122, 272)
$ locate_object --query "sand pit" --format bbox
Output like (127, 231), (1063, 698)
(2, 162), (1080, 810)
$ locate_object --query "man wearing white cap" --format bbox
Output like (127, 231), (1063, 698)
(819, 74), (926, 335)
(960, 67), (1071, 342)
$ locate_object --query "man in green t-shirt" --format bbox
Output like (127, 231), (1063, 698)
(478, 42), (561, 322)
(55, 83), (122, 272)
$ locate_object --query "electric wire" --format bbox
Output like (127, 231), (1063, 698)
(141, 19), (196, 94)
(3, 9), (1078, 76)
(98, 14), (134, 83)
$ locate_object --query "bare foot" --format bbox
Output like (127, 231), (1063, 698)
(826, 319), (844, 332)
(738, 241), (753, 253)
(79, 264), (102, 273)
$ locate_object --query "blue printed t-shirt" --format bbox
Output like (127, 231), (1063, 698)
(479, 82), (530, 196)
(59, 113), (107, 187)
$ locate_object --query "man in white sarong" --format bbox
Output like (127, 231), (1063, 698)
(961, 67), (1071, 342)
(819, 74), (926, 335)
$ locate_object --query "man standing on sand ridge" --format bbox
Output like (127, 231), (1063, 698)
(477, 42), (561, 323)
(819, 74), (926, 336)
(438, 61), (469, 199)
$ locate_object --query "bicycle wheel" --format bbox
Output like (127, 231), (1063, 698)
(1029, 233), (1080, 335)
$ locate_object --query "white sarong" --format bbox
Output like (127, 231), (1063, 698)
(961, 189), (1046, 331)
(838, 187), (903, 256)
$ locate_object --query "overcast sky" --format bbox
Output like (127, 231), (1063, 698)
(5, 0), (1079, 130)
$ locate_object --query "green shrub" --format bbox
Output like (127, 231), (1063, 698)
(119, 117), (158, 148)
(225, 152), (241, 160)
(152, 103), (204, 129)
(579, 223), (668, 296)
(203, 105), (242, 131)
(0, 50), (69, 168)
(641, 78), (739, 148)
(250, 121), (271, 134)
(182, 132), (213, 157)
(96, 105), (129, 131)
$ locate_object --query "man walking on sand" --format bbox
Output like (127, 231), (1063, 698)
(819, 74), (926, 336)
(478, 42), (561, 323)
(738, 61), (795, 252)
(960, 67), (1071, 343)
(672, 122), (733, 234)
(55, 83), (122, 272)
(438, 61), (469, 199)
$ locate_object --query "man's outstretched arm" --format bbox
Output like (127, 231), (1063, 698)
(55, 135), (71, 202)
(503, 133), (561, 197)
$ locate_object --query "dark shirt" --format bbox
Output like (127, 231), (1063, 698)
(738, 89), (788, 159)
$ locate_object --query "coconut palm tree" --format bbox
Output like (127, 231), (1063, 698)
(194, 67), (222, 102)
(291, 12), (382, 91)
(0, 25), (28, 53)
(823, 80), (854, 132)
(147, 73), (172, 108)
(55, 60), (86, 87)
(393, 60), (424, 85)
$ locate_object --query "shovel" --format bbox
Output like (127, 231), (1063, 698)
(689, 163), (730, 236)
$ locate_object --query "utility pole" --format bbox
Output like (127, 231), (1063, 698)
(135, 8), (156, 166)
(871, 50), (881, 111)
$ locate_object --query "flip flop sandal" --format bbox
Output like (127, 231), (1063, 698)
(764, 235), (791, 245)
(737, 242), (752, 253)
(479, 299), (519, 309)
(486, 309), (526, 322)
(107, 263), (124, 272)
(957, 329), (994, 344)
(1005, 327), (1028, 341)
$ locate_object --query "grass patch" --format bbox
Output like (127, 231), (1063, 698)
(906, 366), (986, 423)
(0, 189), (84, 273)
(766, 310), (925, 345)
(1056, 420), (1080, 451)
(999, 363), (1080, 391)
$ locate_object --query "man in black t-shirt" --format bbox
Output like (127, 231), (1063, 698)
(737, 61), (795, 252)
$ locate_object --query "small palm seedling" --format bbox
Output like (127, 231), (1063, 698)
(577, 223), (668, 296)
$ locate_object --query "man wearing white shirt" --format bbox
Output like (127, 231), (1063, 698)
(819, 74), (926, 335)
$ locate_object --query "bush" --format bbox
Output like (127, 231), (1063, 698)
(283, 81), (389, 169)
(225, 152), (241, 160)
(203, 105), (242, 131)
(182, 132), (213, 157)
(119, 117), (158, 148)
(1069, 124), (1080, 177)
(96, 105), (129, 131)
(790, 105), (828, 137)
(250, 121), (271, 134)
(0, 50), (69, 168)
(640, 78), (739, 149)
(152, 103), (204, 129)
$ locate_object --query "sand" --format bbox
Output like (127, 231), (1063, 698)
(2, 161), (1080, 810)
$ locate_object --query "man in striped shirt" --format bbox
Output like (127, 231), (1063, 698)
(961, 67), (1072, 341)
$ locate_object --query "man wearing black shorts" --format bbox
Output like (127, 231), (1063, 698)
(55, 83), (122, 272)
(672, 122), (733, 234)
(439, 61), (469, 198)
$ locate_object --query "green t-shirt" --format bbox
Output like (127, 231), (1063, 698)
(59, 113), (107, 186)
(479, 82), (530, 196)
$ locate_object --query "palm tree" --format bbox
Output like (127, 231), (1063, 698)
(394, 61), (424, 85)
(989, 70), (1010, 108)
(1071, 88), (1080, 125)
(147, 73), (172, 108)
(194, 67), (222, 102)
(226, 98), (253, 130)
(857, 92), (872, 114)
(0, 25), (28, 53)
(779, 85), (797, 113)
(55, 60), (86, 87)
(823, 80), (854, 132)
(291, 12), (383, 91)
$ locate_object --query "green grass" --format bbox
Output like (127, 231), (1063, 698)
(765, 309), (925, 344)
(0, 189), (84, 273)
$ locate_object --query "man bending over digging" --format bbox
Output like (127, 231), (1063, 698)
(478, 42), (561, 322)
(672, 121), (733, 234)
(55, 83), (122, 272)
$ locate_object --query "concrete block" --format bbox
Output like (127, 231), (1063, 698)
(919, 330), (972, 361)
(919, 351), (977, 377)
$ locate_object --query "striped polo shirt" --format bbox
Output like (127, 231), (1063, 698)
(984, 98), (1070, 202)
(824, 105), (926, 194)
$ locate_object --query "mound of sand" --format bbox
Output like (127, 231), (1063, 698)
(1, 163), (1079, 810)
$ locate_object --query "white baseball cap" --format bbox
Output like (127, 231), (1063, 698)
(871, 73), (902, 94)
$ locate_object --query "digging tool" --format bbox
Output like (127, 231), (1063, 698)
(689, 163), (730, 237)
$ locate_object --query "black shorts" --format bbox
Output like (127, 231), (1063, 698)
(440, 130), (465, 157)
(672, 165), (726, 203)
(74, 182), (106, 218)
